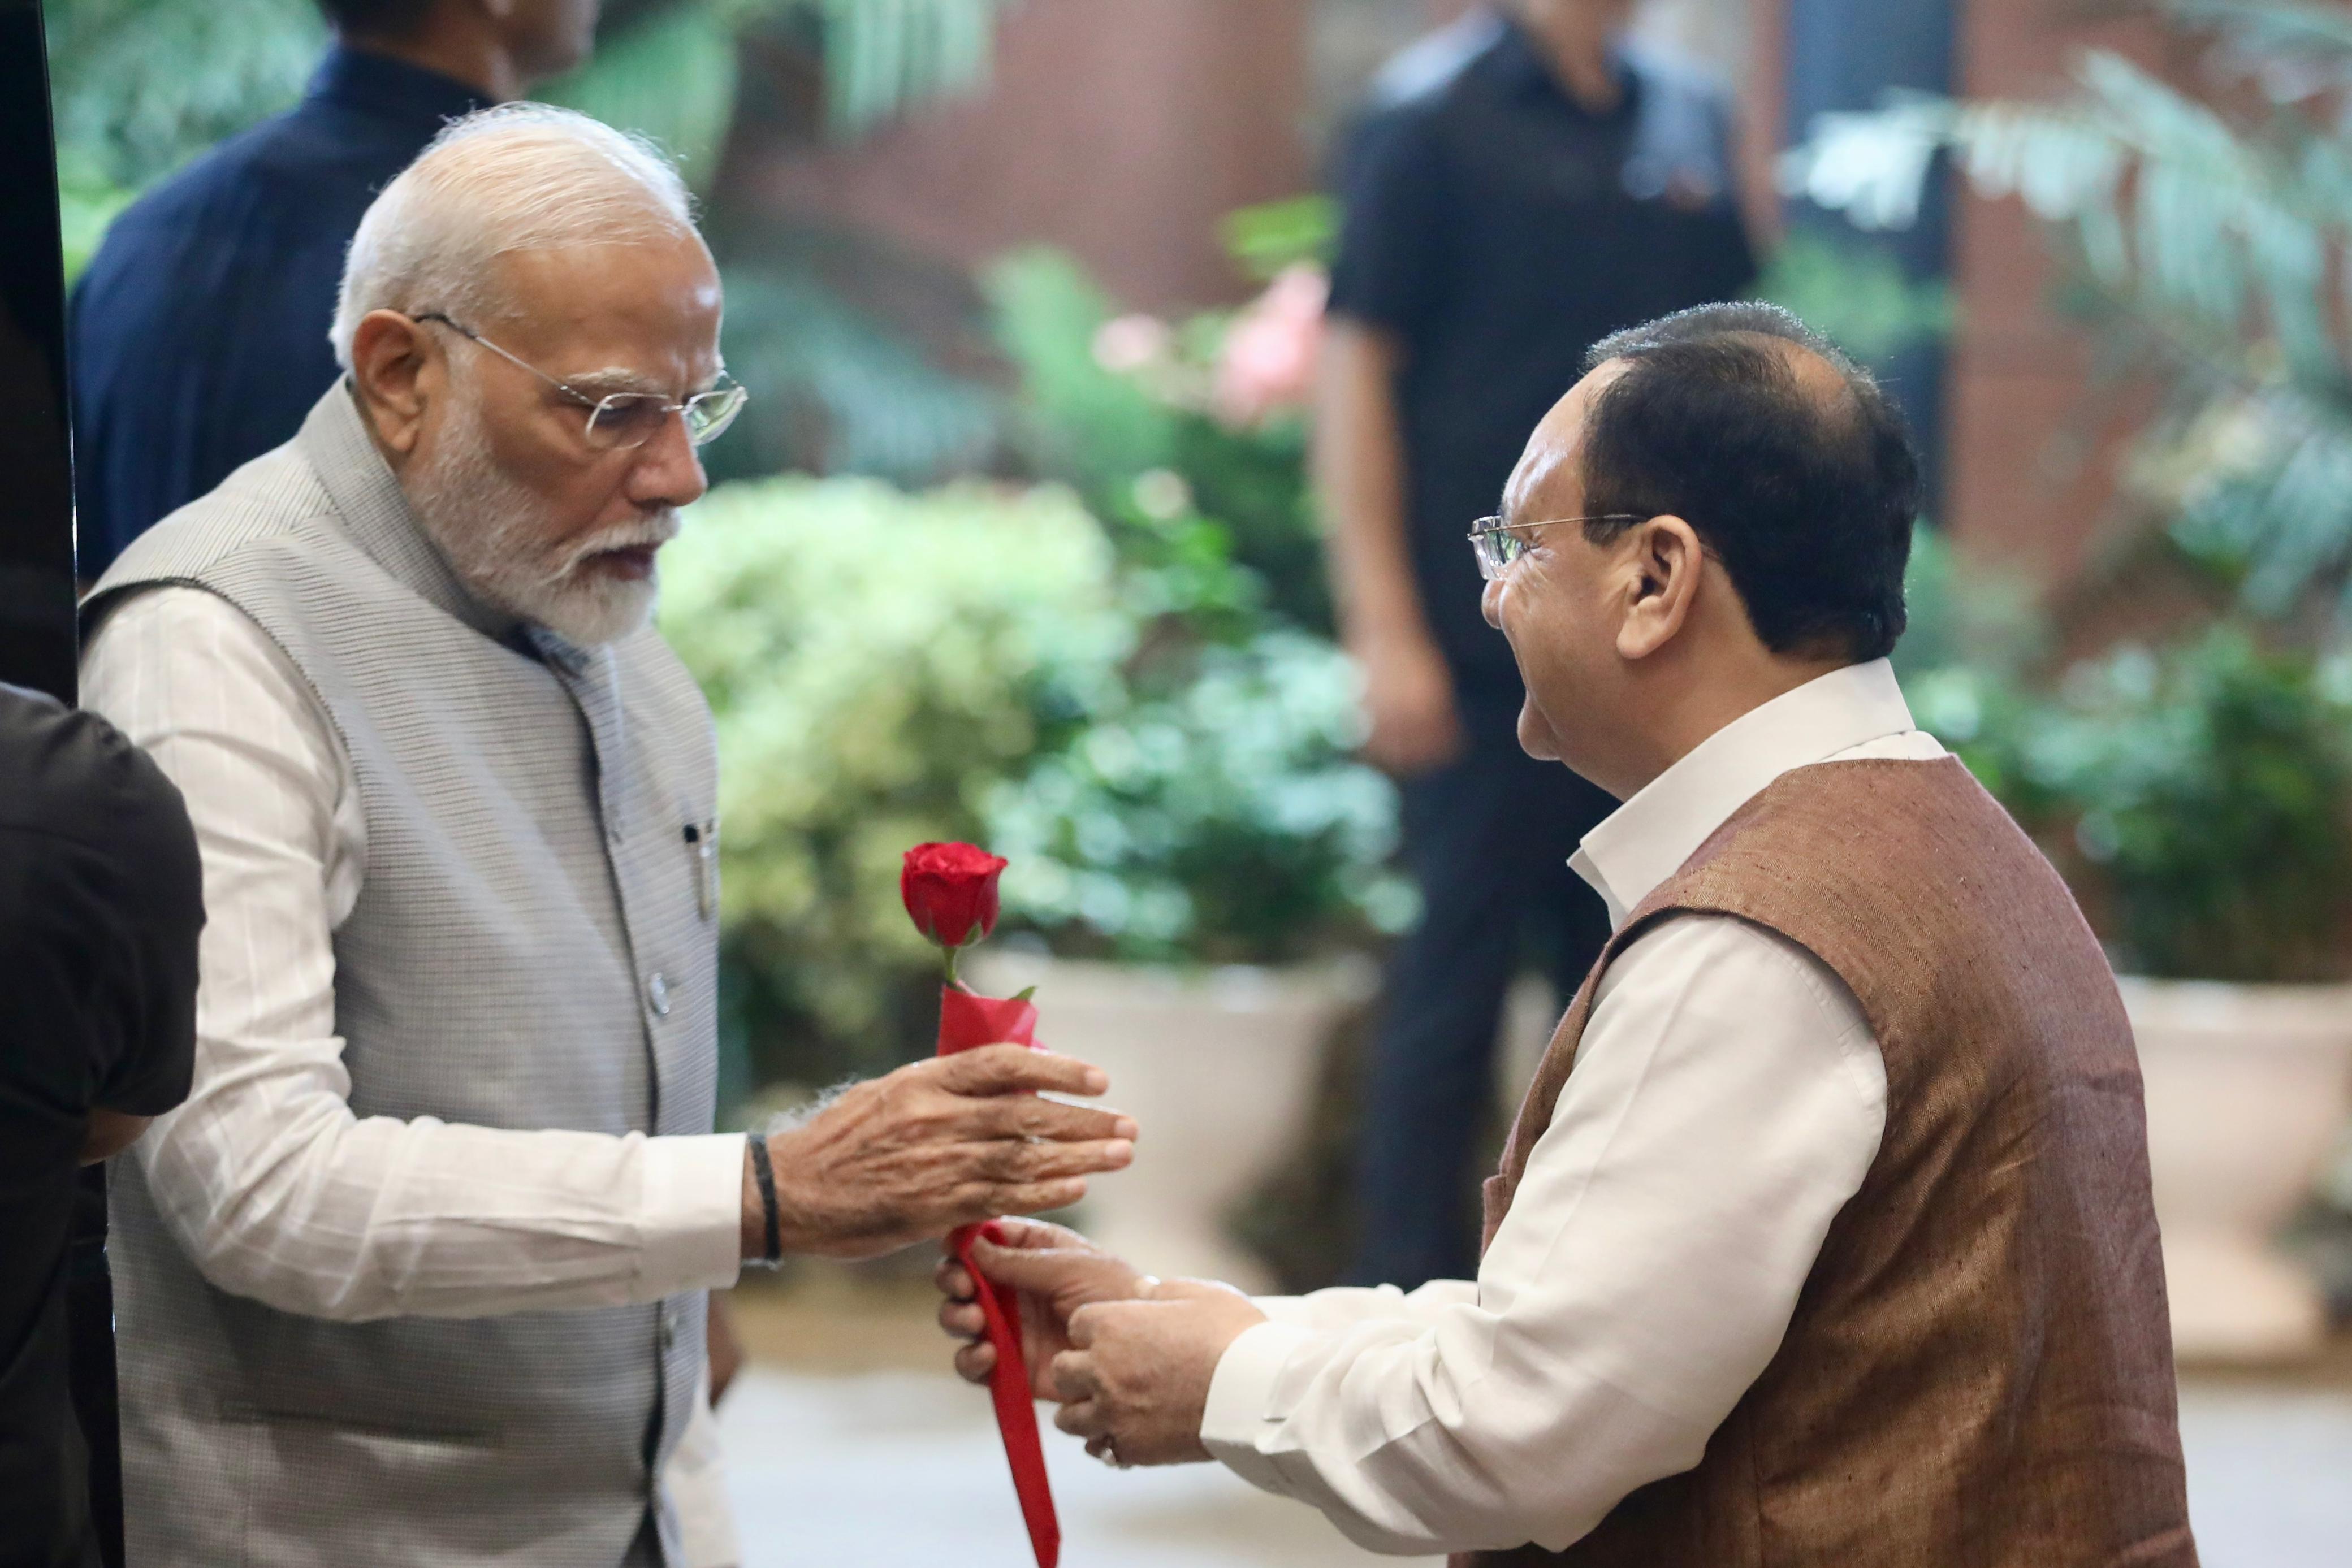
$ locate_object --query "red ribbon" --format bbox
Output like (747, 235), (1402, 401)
(937, 986), (1060, 1568)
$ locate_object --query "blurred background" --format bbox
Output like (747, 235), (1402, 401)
(44, 0), (2352, 1561)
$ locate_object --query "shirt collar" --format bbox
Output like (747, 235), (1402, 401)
(1487, 18), (1639, 120)
(306, 44), (491, 129)
(296, 382), (522, 644)
(1571, 659), (1919, 925)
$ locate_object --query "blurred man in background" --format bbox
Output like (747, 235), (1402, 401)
(1318, 0), (1758, 1289)
(0, 688), (201, 1568)
(81, 107), (1135, 1567)
(68, 0), (600, 578)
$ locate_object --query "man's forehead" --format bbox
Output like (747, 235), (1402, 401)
(1503, 362), (1623, 517)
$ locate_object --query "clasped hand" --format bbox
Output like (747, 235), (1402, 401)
(934, 1219), (1267, 1468)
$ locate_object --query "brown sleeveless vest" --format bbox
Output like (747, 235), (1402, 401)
(1458, 757), (2195, 1568)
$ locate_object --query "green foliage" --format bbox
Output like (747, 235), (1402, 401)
(44, 0), (322, 191)
(1221, 194), (1339, 283)
(986, 631), (1411, 965)
(659, 475), (1130, 1077)
(1782, 1), (2352, 629)
(540, 0), (1014, 179)
(985, 249), (1176, 493)
(1753, 227), (1954, 364)
(541, 5), (742, 189)
(1897, 532), (2352, 982)
(705, 249), (1002, 486)
(664, 471), (1404, 1085)
(2019, 629), (2352, 982)
(986, 246), (1333, 631)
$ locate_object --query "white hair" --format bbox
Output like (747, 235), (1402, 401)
(331, 103), (699, 369)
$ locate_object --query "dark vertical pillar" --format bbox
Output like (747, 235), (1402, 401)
(1, 0), (79, 702)
(5, 9), (120, 1565)
(1782, 0), (1958, 506)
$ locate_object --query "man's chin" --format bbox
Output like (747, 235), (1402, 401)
(1516, 698), (1563, 763)
(526, 575), (659, 648)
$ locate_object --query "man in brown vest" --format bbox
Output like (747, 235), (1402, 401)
(938, 302), (2197, 1566)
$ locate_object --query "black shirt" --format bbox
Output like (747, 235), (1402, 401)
(0, 689), (201, 1568)
(68, 47), (486, 577)
(1327, 18), (1758, 693)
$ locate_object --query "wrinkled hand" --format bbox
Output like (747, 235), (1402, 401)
(1357, 633), (1464, 777)
(935, 1220), (1152, 1399)
(754, 1047), (1135, 1261)
(1052, 1281), (1269, 1469)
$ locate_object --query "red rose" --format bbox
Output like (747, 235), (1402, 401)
(901, 842), (1010, 950)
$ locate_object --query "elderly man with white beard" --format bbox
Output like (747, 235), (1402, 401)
(79, 105), (1138, 1568)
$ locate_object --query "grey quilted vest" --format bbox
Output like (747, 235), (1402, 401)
(84, 387), (721, 1567)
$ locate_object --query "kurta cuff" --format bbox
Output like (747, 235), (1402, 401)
(1201, 1320), (1319, 1494)
(641, 1133), (749, 1294)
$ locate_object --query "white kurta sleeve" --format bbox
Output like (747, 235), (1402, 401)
(1198, 914), (1888, 1556)
(83, 586), (745, 1322)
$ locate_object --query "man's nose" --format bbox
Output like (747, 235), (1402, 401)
(1482, 576), (1507, 630)
(628, 410), (708, 512)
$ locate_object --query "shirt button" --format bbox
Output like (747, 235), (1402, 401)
(647, 972), (672, 1018)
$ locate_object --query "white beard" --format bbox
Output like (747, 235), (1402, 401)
(402, 391), (677, 648)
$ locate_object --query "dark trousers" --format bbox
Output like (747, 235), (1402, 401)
(1347, 698), (1615, 1290)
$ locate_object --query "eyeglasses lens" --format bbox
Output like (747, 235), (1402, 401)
(1471, 527), (1523, 581)
(586, 396), (671, 451)
(684, 386), (746, 446)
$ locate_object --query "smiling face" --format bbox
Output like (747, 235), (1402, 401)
(379, 232), (724, 644)
(1481, 363), (1640, 782)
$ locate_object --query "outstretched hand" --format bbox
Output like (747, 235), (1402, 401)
(935, 1220), (1151, 1400)
(754, 1049), (1136, 1262)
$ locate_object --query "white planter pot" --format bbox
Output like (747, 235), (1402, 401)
(966, 952), (1369, 1293)
(2123, 977), (2352, 1364)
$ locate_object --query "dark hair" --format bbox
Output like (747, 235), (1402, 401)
(1579, 302), (1921, 662)
(313, 0), (437, 38)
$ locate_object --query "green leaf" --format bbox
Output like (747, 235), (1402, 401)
(539, 5), (742, 190)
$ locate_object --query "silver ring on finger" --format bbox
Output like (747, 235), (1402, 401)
(1086, 1433), (1122, 1469)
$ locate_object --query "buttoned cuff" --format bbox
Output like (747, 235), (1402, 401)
(1201, 1320), (1319, 1495)
(641, 1133), (748, 1295)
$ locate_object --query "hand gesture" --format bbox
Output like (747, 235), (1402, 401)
(1051, 1280), (1269, 1468)
(935, 1219), (1149, 1400)
(755, 1048), (1135, 1261)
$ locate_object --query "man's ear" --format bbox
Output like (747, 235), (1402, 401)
(347, 310), (438, 459)
(1614, 514), (1704, 662)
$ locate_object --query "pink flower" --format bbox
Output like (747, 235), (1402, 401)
(1213, 265), (1329, 430)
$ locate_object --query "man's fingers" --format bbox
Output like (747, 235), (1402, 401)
(937, 1297), (987, 1341)
(954, 1339), (997, 1385)
(932, 1046), (1109, 1099)
(983, 1177), (1090, 1219)
(973, 1095), (1140, 1145)
(1054, 1397), (1105, 1440)
(968, 1238), (1105, 1296)
(989, 1217), (1089, 1252)
(933, 1252), (976, 1304)
(1050, 1347), (1097, 1401)
(980, 1137), (1132, 1184)
(1065, 1304), (1102, 1352)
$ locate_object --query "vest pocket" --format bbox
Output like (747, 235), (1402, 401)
(219, 1404), (502, 1563)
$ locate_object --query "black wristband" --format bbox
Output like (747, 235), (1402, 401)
(746, 1132), (782, 1266)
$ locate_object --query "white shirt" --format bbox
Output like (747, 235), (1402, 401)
(82, 586), (748, 1320)
(1200, 660), (1945, 1557)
